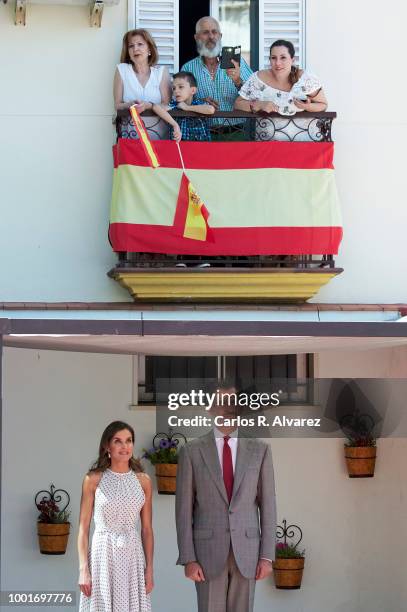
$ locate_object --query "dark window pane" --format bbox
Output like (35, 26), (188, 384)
(144, 356), (217, 398)
(253, 356), (270, 379)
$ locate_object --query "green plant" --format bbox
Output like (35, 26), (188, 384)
(345, 434), (376, 447)
(36, 499), (70, 524)
(275, 542), (305, 559)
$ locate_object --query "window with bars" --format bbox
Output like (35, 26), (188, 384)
(136, 354), (312, 404)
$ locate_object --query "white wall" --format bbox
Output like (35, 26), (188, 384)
(0, 3), (407, 302)
(2, 345), (407, 612)
(0, 2), (128, 302)
(307, 0), (407, 302)
(316, 344), (407, 378)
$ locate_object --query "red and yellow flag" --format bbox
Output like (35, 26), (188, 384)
(109, 139), (342, 255)
(129, 105), (160, 169)
(176, 172), (212, 241)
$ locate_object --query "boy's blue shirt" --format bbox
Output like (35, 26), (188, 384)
(168, 96), (211, 141)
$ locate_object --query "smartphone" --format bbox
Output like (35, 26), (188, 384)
(294, 93), (308, 102)
(220, 46), (241, 69)
(292, 86), (308, 102)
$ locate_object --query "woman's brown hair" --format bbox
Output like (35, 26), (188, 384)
(120, 29), (159, 66)
(270, 39), (301, 86)
(89, 420), (143, 474)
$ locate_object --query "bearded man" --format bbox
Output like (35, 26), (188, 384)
(181, 16), (252, 128)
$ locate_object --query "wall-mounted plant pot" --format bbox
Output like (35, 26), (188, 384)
(272, 558), (304, 589)
(155, 463), (177, 494)
(344, 446), (376, 478)
(37, 522), (70, 554)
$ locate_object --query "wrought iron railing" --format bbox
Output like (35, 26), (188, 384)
(115, 253), (336, 270)
(115, 109), (336, 143)
(113, 109), (337, 269)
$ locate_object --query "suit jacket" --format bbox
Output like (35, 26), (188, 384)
(175, 431), (277, 580)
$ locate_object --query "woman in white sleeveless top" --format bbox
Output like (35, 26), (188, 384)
(114, 29), (172, 140)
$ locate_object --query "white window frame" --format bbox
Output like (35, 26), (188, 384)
(259, 0), (306, 69)
(127, 0), (180, 73)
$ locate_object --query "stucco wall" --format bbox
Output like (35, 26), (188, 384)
(0, 2), (407, 302)
(306, 0), (407, 302)
(2, 345), (407, 611)
(0, 2), (127, 302)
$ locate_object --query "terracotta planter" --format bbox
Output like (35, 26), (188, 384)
(37, 522), (70, 555)
(155, 463), (177, 494)
(272, 557), (304, 589)
(344, 445), (376, 478)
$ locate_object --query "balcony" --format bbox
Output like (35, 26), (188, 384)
(114, 108), (337, 143)
(108, 110), (342, 304)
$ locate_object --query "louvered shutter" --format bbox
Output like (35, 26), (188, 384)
(135, 0), (179, 72)
(259, 0), (305, 69)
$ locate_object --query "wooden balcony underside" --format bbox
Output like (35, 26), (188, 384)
(108, 268), (343, 304)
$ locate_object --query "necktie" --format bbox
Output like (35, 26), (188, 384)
(222, 436), (234, 503)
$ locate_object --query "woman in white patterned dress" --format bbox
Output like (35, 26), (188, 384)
(78, 421), (153, 612)
(234, 39), (328, 141)
(114, 29), (172, 139)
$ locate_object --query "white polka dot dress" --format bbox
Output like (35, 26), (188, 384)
(79, 469), (151, 612)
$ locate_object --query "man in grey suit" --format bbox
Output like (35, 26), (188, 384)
(175, 386), (277, 611)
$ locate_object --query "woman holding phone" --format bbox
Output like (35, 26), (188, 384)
(234, 39), (327, 141)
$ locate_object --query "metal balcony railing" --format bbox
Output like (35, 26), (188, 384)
(115, 254), (335, 269)
(115, 109), (336, 143)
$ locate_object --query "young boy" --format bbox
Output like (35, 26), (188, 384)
(152, 71), (215, 141)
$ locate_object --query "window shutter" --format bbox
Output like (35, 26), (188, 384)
(135, 0), (179, 72)
(259, 0), (305, 69)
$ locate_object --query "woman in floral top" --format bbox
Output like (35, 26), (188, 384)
(234, 39), (328, 141)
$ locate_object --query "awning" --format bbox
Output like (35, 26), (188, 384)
(2, 308), (407, 355)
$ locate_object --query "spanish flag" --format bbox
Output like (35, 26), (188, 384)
(176, 172), (212, 242)
(129, 105), (160, 169)
(128, 109), (210, 241)
(109, 139), (342, 255)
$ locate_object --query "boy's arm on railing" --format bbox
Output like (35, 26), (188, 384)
(151, 103), (182, 141)
(177, 102), (215, 115)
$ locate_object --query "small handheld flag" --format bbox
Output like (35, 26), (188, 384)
(175, 142), (212, 242)
(129, 105), (160, 168)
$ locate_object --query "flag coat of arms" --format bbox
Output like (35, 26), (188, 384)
(109, 138), (342, 255)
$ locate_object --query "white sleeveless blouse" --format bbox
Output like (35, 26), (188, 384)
(117, 63), (168, 139)
(117, 63), (165, 104)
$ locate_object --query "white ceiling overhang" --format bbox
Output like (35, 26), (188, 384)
(1, 309), (407, 356)
(4, 333), (407, 355)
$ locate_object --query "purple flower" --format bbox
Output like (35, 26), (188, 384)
(170, 440), (178, 448)
(159, 439), (170, 449)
